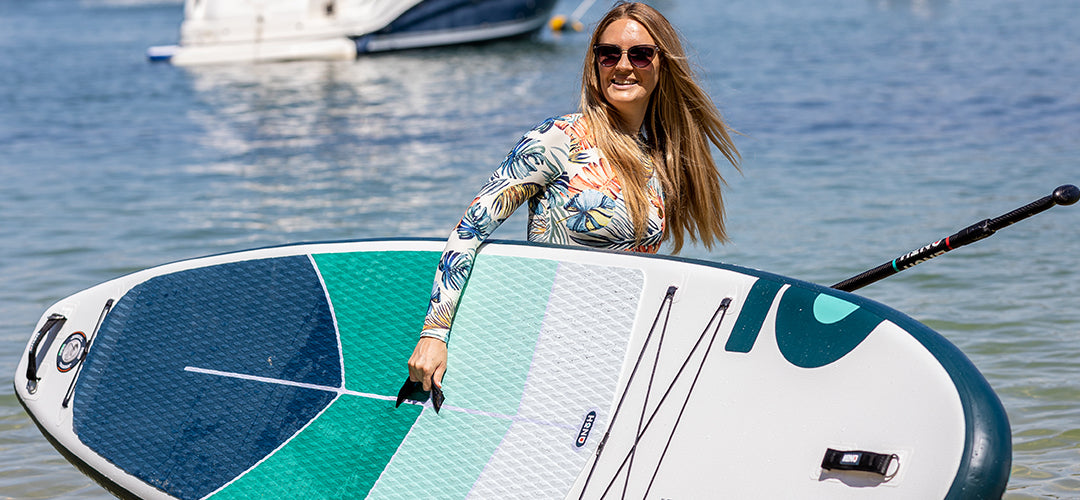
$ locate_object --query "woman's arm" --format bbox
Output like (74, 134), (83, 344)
(408, 118), (570, 390)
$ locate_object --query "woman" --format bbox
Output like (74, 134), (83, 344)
(407, 2), (740, 393)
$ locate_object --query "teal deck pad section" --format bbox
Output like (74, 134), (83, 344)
(725, 278), (784, 353)
(211, 395), (423, 500)
(442, 254), (558, 416)
(312, 251), (441, 396)
(310, 251), (556, 499)
(774, 287), (885, 368)
(366, 409), (513, 499)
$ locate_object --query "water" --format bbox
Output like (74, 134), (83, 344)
(2, 0), (1078, 497)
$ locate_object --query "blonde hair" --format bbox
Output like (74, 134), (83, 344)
(580, 2), (740, 253)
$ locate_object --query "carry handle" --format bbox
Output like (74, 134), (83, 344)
(26, 314), (67, 391)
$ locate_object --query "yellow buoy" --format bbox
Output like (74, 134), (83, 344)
(550, 15), (567, 32)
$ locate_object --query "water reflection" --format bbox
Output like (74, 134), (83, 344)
(873, 0), (954, 18)
(176, 40), (583, 242)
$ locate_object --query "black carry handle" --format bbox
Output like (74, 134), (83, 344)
(25, 314), (67, 387)
(833, 185), (1079, 292)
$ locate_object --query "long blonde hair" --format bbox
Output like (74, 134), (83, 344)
(580, 2), (740, 253)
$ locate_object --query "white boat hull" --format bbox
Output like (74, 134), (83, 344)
(148, 0), (558, 65)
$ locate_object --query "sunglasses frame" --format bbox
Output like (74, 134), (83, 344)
(592, 44), (661, 68)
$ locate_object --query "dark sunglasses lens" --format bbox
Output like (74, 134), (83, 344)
(594, 46), (621, 66)
(627, 46), (656, 67)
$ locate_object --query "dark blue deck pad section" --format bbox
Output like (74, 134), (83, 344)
(73, 256), (340, 500)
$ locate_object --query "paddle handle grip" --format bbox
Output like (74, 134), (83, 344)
(833, 185), (1078, 292)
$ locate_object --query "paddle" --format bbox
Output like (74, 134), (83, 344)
(832, 184), (1079, 292)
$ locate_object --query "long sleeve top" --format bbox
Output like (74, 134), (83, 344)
(420, 114), (666, 343)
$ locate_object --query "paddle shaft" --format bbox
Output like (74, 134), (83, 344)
(832, 184), (1079, 292)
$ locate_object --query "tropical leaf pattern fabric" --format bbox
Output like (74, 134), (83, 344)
(421, 114), (666, 342)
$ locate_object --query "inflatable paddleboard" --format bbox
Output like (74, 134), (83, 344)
(15, 239), (1010, 499)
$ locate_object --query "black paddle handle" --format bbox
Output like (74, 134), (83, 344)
(833, 185), (1079, 292)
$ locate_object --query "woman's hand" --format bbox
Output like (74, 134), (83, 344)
(408, 337), (448, 391)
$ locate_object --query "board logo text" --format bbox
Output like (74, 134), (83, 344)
(576, 411), (597, 447)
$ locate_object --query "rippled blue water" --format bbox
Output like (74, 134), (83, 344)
(2, 0), (1078, 497)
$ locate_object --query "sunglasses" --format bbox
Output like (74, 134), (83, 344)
(593, 44), (660, 68)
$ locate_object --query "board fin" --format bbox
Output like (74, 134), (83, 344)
(395, 376), (445, 413)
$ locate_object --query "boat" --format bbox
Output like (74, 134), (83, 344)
(147, 0), (558, 65)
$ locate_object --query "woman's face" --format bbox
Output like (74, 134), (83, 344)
(596, 18), (660, 127)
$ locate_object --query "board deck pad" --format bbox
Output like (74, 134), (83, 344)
(67, 249), (642, 499)
(15, 239), (1011, 499)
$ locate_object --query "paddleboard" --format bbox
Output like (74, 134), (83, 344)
(15, 238), (1011, 499)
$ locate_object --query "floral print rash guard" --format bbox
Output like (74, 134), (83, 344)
(420, 113), (666, 343)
